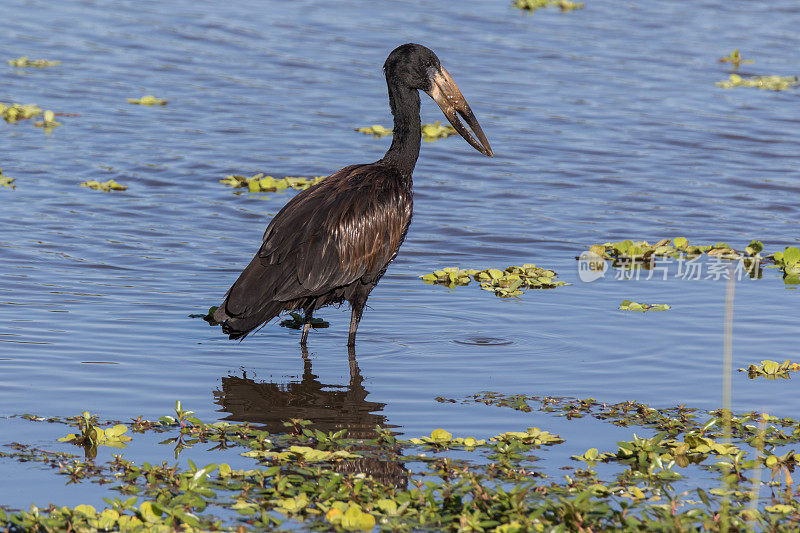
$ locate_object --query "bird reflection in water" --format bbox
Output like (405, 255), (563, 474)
(214, 346), (407, 485)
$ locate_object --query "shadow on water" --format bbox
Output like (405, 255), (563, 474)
(213, 345), (408, 485)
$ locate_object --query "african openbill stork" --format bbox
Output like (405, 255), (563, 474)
(214, 43), (493, 346)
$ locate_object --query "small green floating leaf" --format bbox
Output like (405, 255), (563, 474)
(409, 429), (485, 448)
(738, 359), (800, 379)
(33, 109), (62, 129)
(421, 120), (456, 141)
(0, 102), (42, 123)
(0, 168), (15, 189)
(126, 95), (167, 105)
(745, 239), (764, 256)
(80, 179), (128, 192)
(715, 74), (798, 91)
(355, 124), (393, 137)
(619, 300), (671, 312)
(220, 173), (325, 195)
(420, 264), (568, 297)
(357, 122), (459, 141)
(6, 56), (61, 67)
(512, 0), (584, 12)
(717, 49), (755, 70)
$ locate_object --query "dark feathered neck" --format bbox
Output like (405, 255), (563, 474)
(379, 83), (421, 178)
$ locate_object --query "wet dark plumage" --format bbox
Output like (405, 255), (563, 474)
(214, 43), (493, 346)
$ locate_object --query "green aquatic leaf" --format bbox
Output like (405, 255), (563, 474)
(715, 74), (798, 91)
(6, 56), (61, 67)
(80, 179), (128, 192)
(126, 95), (167, 105)
(619, 300), (670, 312)
(0, 102), (43, 123)
(0, 169), (15, 189)
(220, 173), (325, 194)
(783, 247), (800, 268)
(717, 49), (755, 70)
(355, 124), (393, 137)
(357, 122), (460, 141)
(512, 0), (584, 12)
(421, 120), (456, 141)
(745, 239), (763, 256)
(33, 109), (62, 129)
(738, 359), (800, 379)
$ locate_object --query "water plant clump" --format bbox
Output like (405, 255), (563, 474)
(738, 359), (800, 380)
(5, 396), (800, 530)
(590, 237), (764, 262)
(770, 246), (800, 285)
(33, 109), (61, 129)
(585, 237), (769, 276)
(6, 56), (61, 67)
(717, 49), (754, 71)
(220, 173), (326, 194)
(126, 95), (167, 105)
(57, 411), (132, 459)
(355, 122), (458, 141)
(355, 124), (393, 137)
(715, 74), (798, 91)
(512, 0), (584, 12)
(420, 120), (456, 141)
(618, 300), (670, 312)
(80, 179), (128, 192)
(420, 264), (569, 297)
(0, 102), (43, 123)
(0, 169), (14, 189)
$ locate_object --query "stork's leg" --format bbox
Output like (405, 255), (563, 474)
(300, 310), (313, 347)
(347, 296), (368, 347)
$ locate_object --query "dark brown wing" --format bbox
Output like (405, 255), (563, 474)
(217, 163), (413, 330)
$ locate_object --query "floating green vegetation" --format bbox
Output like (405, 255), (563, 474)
(80, 179), (128, 192)
(6, 56), (61, 67)
(420, 120), (456, 141)
(0, 169), (14, 189)
(420, 264), (569, 297)
(408, 429), (486, 448)
(355, 121), (457, 141)
(618, 300), (670, 312)
(279, 311), (330, 330)
(717, 49), (754, 71)
(126, 95), (167, 105)
(33, 109), (61, 129)
(0, 102), (42, 123)
(355, 124), (393, 138)
(589, 237), (766, 263)
(5, 395), (800, 530)
(715, 73), (799, 91)
(512, 0), (584, 12)
(220, 173), (326, 194)
(739, 359), (800, 380)
(771, 246), (800, 285)
(57, 411), (131, 459)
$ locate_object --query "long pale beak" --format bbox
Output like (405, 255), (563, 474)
(425, 66), (493, 157)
